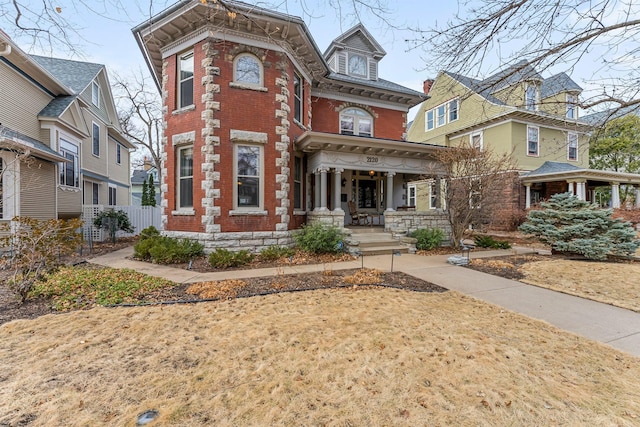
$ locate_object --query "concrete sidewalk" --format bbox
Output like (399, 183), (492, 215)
(89, 247), (640, 357)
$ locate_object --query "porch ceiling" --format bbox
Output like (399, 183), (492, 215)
(521, 168), (640, 185)
(295, 131), (446, 159)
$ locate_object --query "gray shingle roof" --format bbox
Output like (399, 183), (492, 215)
(30, 55), (103, 94)
(581, 105), (640, 126)
(38, 96), (75, 118)
(0, 124), (65, 161)
(484, 60), (543, 92)
(525, 161), (581, 176)
(325, 72), (425, 97)
(541, 72), (582, 99)
(443, 71), (505, 105)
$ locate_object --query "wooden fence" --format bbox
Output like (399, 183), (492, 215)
(82, 205), (161, 242)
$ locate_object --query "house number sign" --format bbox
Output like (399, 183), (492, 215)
(366, 156), (379, 163)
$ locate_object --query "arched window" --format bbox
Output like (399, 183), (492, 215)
(234, 53), (263, 86)
(340, 108), (373, 137)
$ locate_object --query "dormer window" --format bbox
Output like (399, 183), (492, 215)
(525, 83), (538, 111)
(92, 81), (100, 107)
(566, 94), (578, 119)
(348, 54), (367, 78)
(340, 108), (372, 137)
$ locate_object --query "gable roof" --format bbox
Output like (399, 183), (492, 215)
(323, 23), (386, 59)
(0, 124), (67, 162)
(30, 55), (103, 94)
(485, 59), (543, 92)
(541, 72), (582, 99)
(524, 161), (580, 177)
(38, 96), (75, 118)
(442, 71), (505, 105)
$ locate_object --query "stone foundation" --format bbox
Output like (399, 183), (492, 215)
(384, 210), (452, 243)
(162, 230), (295, 253)
(307, 209), (345, 229)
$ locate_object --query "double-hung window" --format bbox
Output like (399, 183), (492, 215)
(177, 146), (193, 209)
(568, 133), (578, 161)
(340, 108), (372, 137)
(426, 110), (434, 131)
(448, 99), (459, 122)
(436, 104), (446, 127)
(92, 183), (99, 204)
(236, 145), (262, 209)
(407, 184), (416, 207)
(527, 126), (539, 156)
(293, 73), (303, 123)
(108, 186), (117, 206)
(92, 122), (100, 156)
(60, 139), (79, 187)
(294, 156), (303, 210)
(471, 131), (483, 150)
(429, 181), (438, 209)
(178, 51), (194, 109)
(526, 84), (538, 111)
(566, 94), (577, 119)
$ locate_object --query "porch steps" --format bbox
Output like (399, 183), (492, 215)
(347, 227), (409, 256)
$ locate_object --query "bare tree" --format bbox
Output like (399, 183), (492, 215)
(113, 69), (163, 179)
(410, 0), (640, 115)
(429, 144), (519, 246)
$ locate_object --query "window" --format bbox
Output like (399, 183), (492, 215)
(92, 183), (99, 204)
(527, 126), (539, 156)
(429, 181), (438, 209)
(59, 139), (79, 187)
(568, 133), (578, 161)
(293, 73), (303, 123)
(340, 108), (372, 137)
(348, 54), (367, 78)
(294, 156), (303, 210)
(177, 146), (193, 209)
(92, 81), (100, 107)
(108, 186), (117, 206)
(448, 99), (459, 122)
(407, 184), (416, 207)
(471, 132), (483, 150)
(436, 104), (446, 127)
(92, 122), (100, 156)
(234, 54), (262, 85)
(426, 110), (434, 131)
(236, 145), (261, 208)
(178, 51), (194, 109)
(567, 94), (578, 119)
(526, 84), (538, 111)
(116, 143), (122, 164)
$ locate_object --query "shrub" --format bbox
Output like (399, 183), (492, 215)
(139, 225), (161, 241)
(208, 248), (254, 268)
(474, 235), (511, 249)
(0, 217), (83, 302)
(133, 235), (203, 264)
(409, 228), (445, 250)
(294, 223), (345, 254)
(258, 245), (295, 261)
(519, 192), (640, 260)
(93, 209), (134, 243)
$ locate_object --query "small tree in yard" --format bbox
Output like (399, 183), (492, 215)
(520, 192), (640, 260)
(93, 209), (134, 243)
(141, 179), (149, 206)
(0, 217), (83, 302)
(147, 175), (156, 207)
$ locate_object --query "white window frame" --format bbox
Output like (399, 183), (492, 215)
(426, 109), (434, 131)
(91, 81), (100, 108)
(436, 104), (446, 127)
(233, 53), (263, 87)
(177, 50), (194, 109)
(340, 107), (373, 137)
(527, 125), (540, 156)
(407, 183), (416, 207)
(525, 84), (538, 111)
(470, 131), (483, 150)
(566, 94), (578, 119)
(428, 181), (438, 210)
(448, 98), (459, 122)
(293, 72), (303, 124)
(59, 138), (79, 188)
(567, 132), (578, 161)
(176, 145), (194, 210)
(233, 143), (264, 211)
(348, 53), (368, 78)
(92, 122), (100, 157)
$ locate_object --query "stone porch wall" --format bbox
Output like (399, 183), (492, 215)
(384, 210), (452, 243)
(307, 210), (345, 229)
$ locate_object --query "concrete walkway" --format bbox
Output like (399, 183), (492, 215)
(90, 247), (640, 357)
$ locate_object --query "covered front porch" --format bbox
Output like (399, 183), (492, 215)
(296, 131), (450, 232)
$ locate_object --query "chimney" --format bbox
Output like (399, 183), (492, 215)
(423, 79), (434, 94)
(143, 157), (152, 171)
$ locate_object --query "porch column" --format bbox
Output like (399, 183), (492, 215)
(313, 169), (321, 211)
(319, 167), (328, 210)
(611, 182), (621, 208)
(576, 181), (586, 201)
(333, 168), (344, 212)
(567, 180), (574, 196)
(636, 188), (640, 208)
(385, 172), (396, 212)
(525, 183), (531, 209)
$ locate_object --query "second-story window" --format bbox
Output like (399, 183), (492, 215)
(448, 99), (459, 122)
(340, 108), (372, 137)
(116, 143), (122, 164)
(426, 110), (434, 131)
(527, 125), (539, 156)
(294, 72), (303, 123)
(567, 94), (578, 119)
(436, 104), (446, 127)
(59, 139), (79, 187)
(92, 122), (100, 156)
(568, 133), (578, 161)
(234, 54), (262, 86)
(178, 51), (194, 109)
(526, 84), (538, 111)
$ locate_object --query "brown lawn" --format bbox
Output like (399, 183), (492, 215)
(2, 288), (640, 426)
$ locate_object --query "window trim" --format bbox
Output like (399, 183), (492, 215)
(177, 50), (194, 110)
(293, 72), (303, 124)
(525, 83), (538, 111)
(426, 109), (434, 131)
(233, 53), (264, 87)
(448, 98), (459, 122)
(428, 181), (438, 210)
(59, 138), (80, 188)
(470, 131), (483, 150)
(92, 122), (100, 157)
(339, 107), (373, 137)
(566, 93), (578, 119)
(233, 143), (264, 211)
(108, 185), (117, 206)
(527, 125), (540, 157)
(176, 145), (194, 211)
(407, 183), (416, 207)
(116, 143), (122, 165)
(92, 182), (100, 205)
(567, 132), (578, 161)
(91, 81), (100, 108)
(435, 104), (446, 127)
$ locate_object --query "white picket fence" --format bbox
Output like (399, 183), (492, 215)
(82, 205), (161, 242)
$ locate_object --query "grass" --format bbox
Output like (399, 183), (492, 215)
(1, 288), (640, 426)
(31, 266), (175, 310)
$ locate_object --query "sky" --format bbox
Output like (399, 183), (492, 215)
(4, 0), (631, 121)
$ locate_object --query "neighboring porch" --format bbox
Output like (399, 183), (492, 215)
(521, 162), (640, 209)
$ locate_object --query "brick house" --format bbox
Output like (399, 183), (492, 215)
(133, 0), (450, 252)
